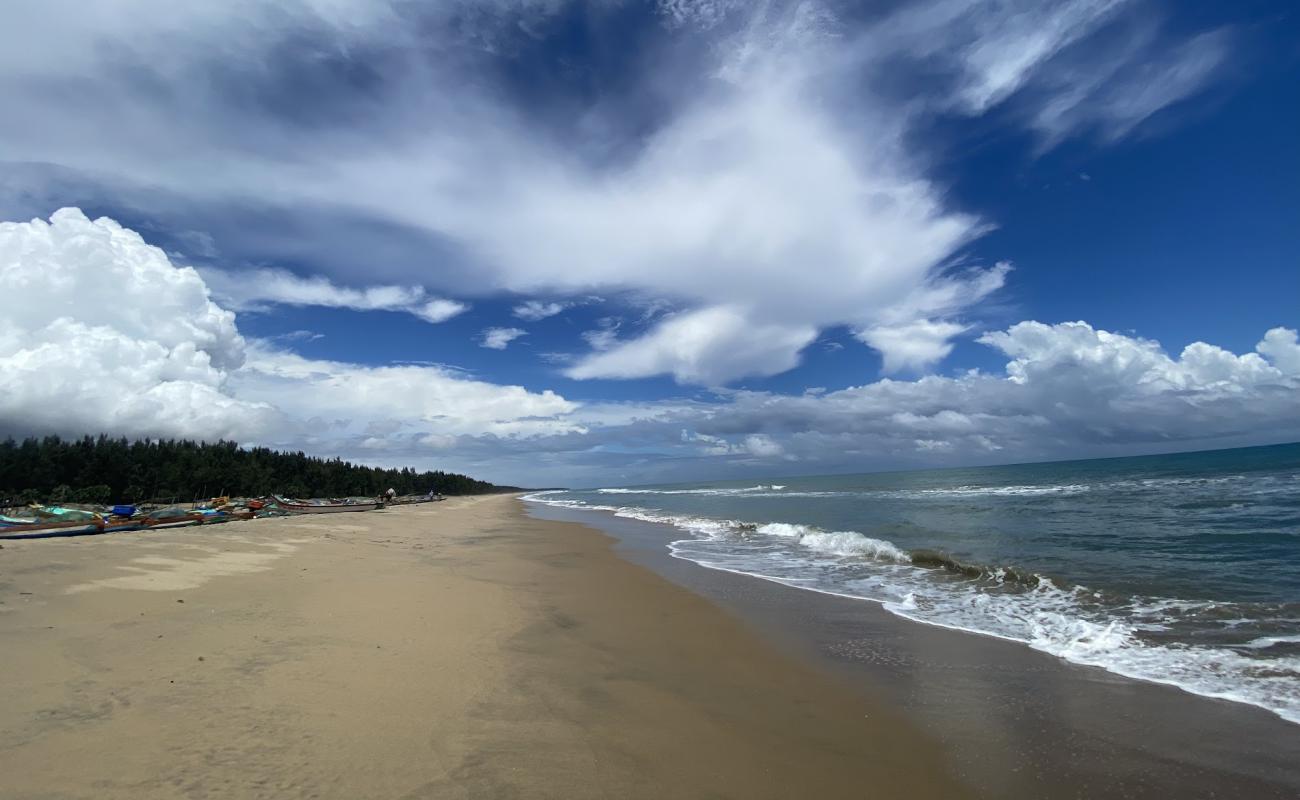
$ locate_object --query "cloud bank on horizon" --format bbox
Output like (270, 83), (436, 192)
(1, 1), (1295, 486)
(3, 209), (1297, 486)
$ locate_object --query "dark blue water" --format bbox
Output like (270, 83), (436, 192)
(527, 442), (1300, 723)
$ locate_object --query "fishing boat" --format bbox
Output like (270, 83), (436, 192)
(0, 517), (105, 540)
(0, 507), (112, 540)
(140, 508), (208, 530)
(0, 516), (149, 539)
(270, 496), (384, 514)
(388, 491), (447, 505)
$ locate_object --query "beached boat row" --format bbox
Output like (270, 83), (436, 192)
(0, 505), (251, 540)
(0, 493), (431, 540)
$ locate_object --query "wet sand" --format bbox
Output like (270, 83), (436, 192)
(0, 495), (968, 799)
(530, 502), (1300, 799)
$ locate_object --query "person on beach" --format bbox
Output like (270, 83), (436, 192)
(385, 488), (396, 502)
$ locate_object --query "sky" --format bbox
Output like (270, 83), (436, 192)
(1, 0), (1298, 488)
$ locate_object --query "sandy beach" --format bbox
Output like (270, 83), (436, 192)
(0, 495), (967, 799)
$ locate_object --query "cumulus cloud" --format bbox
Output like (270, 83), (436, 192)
(525, 320), (1298, 484)
(0, 210), (579, 466)
(409, 318), (1299, 486)
(702, 321), (1300, 461)
(480, 327), (527, 350)
(1256, 328), (1300, 376)
(0, 209), (274, 440)
(202, 267), (467, 323)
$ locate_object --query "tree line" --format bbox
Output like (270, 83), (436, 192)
(0, 435), (512, 506)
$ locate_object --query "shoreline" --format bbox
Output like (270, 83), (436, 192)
(1, 494), (967, 798)
(527, 500), (1300, 798)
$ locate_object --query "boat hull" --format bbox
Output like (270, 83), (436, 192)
(271, 496), (383, 513)
(0, 521), (103, 540)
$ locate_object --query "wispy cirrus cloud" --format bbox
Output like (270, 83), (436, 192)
(0, 0), (1234, 386)
(200, 267), (467, 324)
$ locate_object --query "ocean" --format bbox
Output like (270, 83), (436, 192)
(526, 442), (1300, 724)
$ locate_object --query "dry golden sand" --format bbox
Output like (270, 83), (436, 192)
(0, 495), (968, 799)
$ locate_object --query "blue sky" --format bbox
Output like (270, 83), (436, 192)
(1, 1), (1298, 487)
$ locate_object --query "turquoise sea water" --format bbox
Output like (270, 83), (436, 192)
(527, 442), (1300, 723)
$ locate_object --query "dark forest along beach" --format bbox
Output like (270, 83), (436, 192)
(527, 442), (1300, 724)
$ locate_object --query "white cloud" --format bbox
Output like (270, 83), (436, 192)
(855, 320), (969, 373)
(201, 267), (467, 324)
(629, 321), (1291, 484)
(677, 429), (784, 458)
(271, 330), (325, 343)
(915, 439), (955, 452)
(1030, 25), (1232, 145)
(414, 298), (470, 324)
(0, 210), (581, 470)
(530, 320), (1299, 485)
(0, 2), (1233, 386)
(0, 1), (1011, 384)
(566, 306), (817, 385)
(870, 1), (1230, 147)
(976, 321), (1289, 394)
(232, 343), (579, 442)
(658, 0), (745, 30)
(743, 434), (784, 457)
(480, 327), (527, 350)
(0, 211), (1293, 488)
(1256, 328), (1300, 377)
(580, 318), (622, 352)
(0, 209), (274, 440)
(0, 5), (1260, 486)
(512, 300), (571, 321)
(934, 0), (1127, 114)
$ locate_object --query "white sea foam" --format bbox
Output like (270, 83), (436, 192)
(754, 522), (806, 537)
(887, 483), (1093, 498)
(754, 523), (910, 561)
(524, 492), (1300, 725)
(1241, 635), (1300, 649)
(596, 484), (790, 496)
